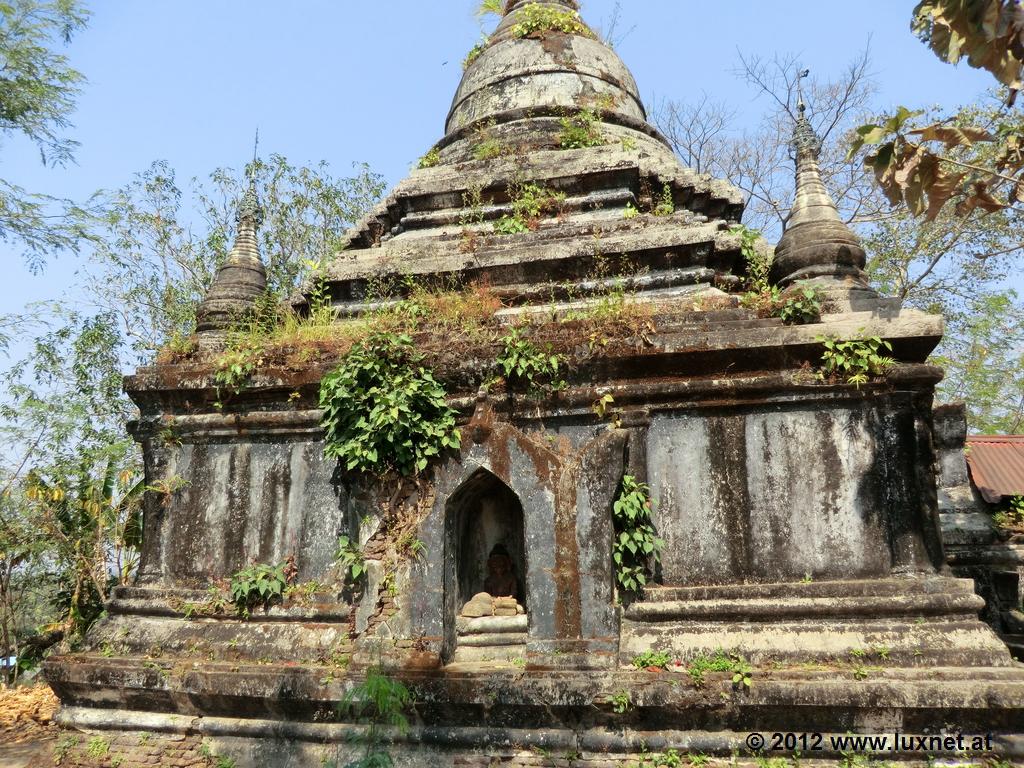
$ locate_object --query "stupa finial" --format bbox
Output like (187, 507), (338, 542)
(195, 141), (268, 350)
(791, 69), (821, 160)
(772, 69), (878, 310)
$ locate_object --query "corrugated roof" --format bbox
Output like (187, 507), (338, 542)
(965, 436), (1024, 504)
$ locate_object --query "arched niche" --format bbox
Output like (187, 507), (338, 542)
(442, 468), (527, 663)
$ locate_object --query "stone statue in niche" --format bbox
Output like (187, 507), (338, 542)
(484, 544), (518, 598)
(460, 544), (526, 618)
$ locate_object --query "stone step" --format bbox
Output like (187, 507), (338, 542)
(641, 576), (976, 603)
(456, 615), (528, 635)
(624, 592), (984, 622)
(457, 632), (528, 647)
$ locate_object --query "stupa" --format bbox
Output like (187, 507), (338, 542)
(46, 2), (1024, 766)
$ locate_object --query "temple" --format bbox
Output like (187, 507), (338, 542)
(45, 1), (1024, 766)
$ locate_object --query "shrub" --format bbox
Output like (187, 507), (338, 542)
(473, 138), (504, 161)
(319, 332), (461, 476)
(463, 37), (489, 70)
(229, 559), (294, 617)
(632, 650), (672, 669)
(492, 182), (565, 234)
(778, 287), (822, 324)
(340, 668), (411, 768)
(336, 535), (366, 585)
(652, 183), (675, 217)
(731, 224), (770, 293)
(417, 148), (441, 169)
(993, 495), (1024, 535)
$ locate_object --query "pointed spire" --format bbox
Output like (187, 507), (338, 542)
(195, 160), (268, 350)
(772, 72), (877, 310)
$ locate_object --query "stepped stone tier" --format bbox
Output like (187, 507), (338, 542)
(46, 2), (1024, 766)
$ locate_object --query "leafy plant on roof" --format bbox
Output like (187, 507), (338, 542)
(463, 36), (490, 70)
(559, 108), (605, 149)
(631, 649), (672, 670)
(777, 287), (823, 325)
(612, 475), (663, 598)
(511, 4), (594, 39)
(652, 183), (675, 217)
(495, 326), (565, 395)
(493, 181), (565, 234)
(731, 224), (771, 294)
(319, 332), (461, 476)
(685, 649), (734, 687)
(417, 147), (441, 169)
(816, 335), (895, 387)
(472, 119), (505, 161)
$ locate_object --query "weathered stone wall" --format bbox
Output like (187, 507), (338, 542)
(138, 439), (345, 585)
(647, 394), (943, 586)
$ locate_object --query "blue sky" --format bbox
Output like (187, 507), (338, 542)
(0, 0), (998, 324)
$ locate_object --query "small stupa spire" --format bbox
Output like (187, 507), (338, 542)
(772, 70), (877, 310)
(195, 140), (268, 350)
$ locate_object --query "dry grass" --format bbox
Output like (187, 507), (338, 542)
(0, 683), (59, 744)
(158, 279), (662, 391)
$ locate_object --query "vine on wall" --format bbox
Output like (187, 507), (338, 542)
(612, 475), (663, 598)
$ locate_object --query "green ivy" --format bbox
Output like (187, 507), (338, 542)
(229, 560), (291, 617)
(817, 335), (895, 387)
(319, 332), (461, 476)
(496, 327), (565, 394)
(612, 475), (663, 597)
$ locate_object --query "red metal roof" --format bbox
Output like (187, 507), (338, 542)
(965, 435), (1024, 504)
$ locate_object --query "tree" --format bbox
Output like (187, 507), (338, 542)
(0, 0), (95, 271)
(0, 156), (385, 676)
(89, 155), (386, 365)
(654, 52), (1024, 432)
(655, 49), (879, 238)
(913, 0), (1024, 103)
(847, 1), (1024, 222)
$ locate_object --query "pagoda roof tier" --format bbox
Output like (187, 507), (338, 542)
(306, 3), (748, 315)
